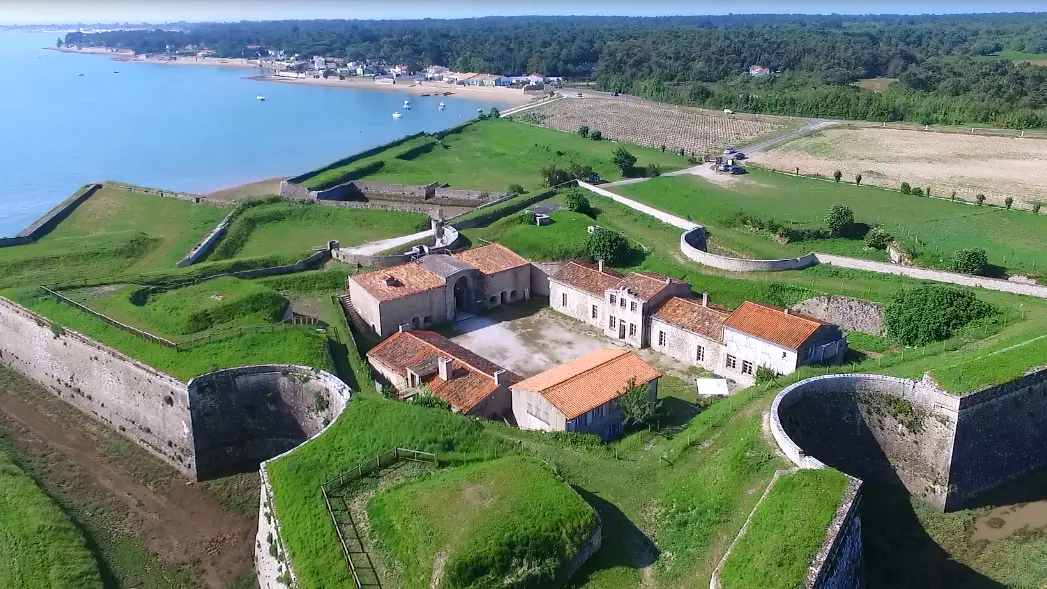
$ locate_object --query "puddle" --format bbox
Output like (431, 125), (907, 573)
(972, 500), (1047, 542)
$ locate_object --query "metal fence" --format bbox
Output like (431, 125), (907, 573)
(322, 447), (438, 494)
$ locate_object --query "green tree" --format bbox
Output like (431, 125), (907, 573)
(646, 163), (662, 177)
(612, 146), (637, 176)
(824, 205), (855, 237)
(1005, 196), (1014, 209)
(507, 183), (525, 195)
(411, 385), (451, 411)
(833, 170), (842, 183)
(854, 173), (862, 186)
(616, 378), (658, 427)
(1034, 202), (1042, 214)
(864, 227), (892, 250)
(488, 107), (501, 119)
(913, 187), (924, 197)
(563, 191), (592, 214)
(56, 37), (63, 48)
(976, 194), (986, 205)
(754, 365), (778, 385)
(952, 248), (988, 275)
(577, 125), (590, 138)
(900, 182), (912, 194)
(590, 130), (603, 140)
(585, 229), (629, 265)
(884, 286), (994, 346)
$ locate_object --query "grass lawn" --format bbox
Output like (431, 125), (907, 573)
(80, 277), (288, 338)
(208, 201), (429, 261)
(490, 210), (593, 261)
(718, 469), (850, 589)
(298, 119), (690, 194)
(368, 455), (598, 589)
(0, 449), (103, 589)
(612, 169), (1047, 276)
(0, 232), (160, 288)
(985, 50), (1047, 64)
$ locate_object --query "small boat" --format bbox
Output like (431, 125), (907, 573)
(256, 95), (266, 101)
(113, 70), (120, 74)
(439, 102), (445, 107)
(477, 108), (483, 113)
(403, 100), (411, 107)
(77, 73), (84, 76)
(421, 93), (431, 97)
(392, 111), (403, 118)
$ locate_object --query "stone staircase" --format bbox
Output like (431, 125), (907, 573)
(338, 293), (379, 343)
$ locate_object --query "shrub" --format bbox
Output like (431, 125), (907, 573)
(833, 170), (842, 183)
(976, 194), (986, 205)
(926, 187), (932, 197)
(854, 173), (862, 186)
(660, 144), (667, 152)
(585, 229), (629, 265)
(884, 285), (995, 346)
(507, 183), (524, 195)
(864, 227), (892, 250)
(563, 191), (592, 215)
(539, 161), (594, 187)
(1005, 197), (1014, 209)
(410, 385), (451, 411)
(488, 107), (500, 119)
(951, 191), (957, 200)
(612, 146), (637, 176)
(647, 163), (662, 177)
(824, 205), (855, 237)
(900, 182), (911, 194)
(616, 378), (658, 426)
(576, 125), (590, 138)
(952, 248), (989, 276)
(590, 130), (603, 140)
(754, 365), (777, 385)
(687, 155), (699, 164)
(912, 187), (924, 197)
(1034, 202), (1043, 214)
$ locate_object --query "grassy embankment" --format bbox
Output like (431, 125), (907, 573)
(613, 169), (1047, 277)
(0, 449), (103, 589)
(718, 469), (850, 589)
(298, 118), (690, 194)
(368, 456), (598, 588)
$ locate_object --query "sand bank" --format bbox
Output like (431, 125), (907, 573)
(251, 75), (536, 106)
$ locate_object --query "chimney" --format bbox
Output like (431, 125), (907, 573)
(438, 357), (453, 381)
(702, 292), (709, 307)
(598, 259), (604, 273)
(784, 309), (790, 315)
(493, 369), (508, 387)
(398, 324), (406, 333)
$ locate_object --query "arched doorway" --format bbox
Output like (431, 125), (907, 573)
(454, 276), (470, 313)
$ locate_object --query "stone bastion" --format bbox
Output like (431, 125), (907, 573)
(770, 370), (1047, 511)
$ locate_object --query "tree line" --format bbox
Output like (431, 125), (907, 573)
(65, 13), (1047, 128)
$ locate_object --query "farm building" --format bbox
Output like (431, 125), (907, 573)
(649, 294), (729, 373)
(511, 349), (660, 441)
(367, 330), (518, 420)
(347, 244), (531, 338)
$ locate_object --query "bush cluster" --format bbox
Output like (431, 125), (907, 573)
(884, 285), (995, 346)
(864, 227), (893, 250)
(585, 228), (630, 265)
(951, 248), (989, 276)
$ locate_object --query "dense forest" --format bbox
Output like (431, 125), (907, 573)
(65, 14), (1047, 128)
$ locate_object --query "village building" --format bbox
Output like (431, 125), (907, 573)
(426, 65), (450, 80)
(367, 330), (518, 420)
(347, 244), (531, 338)
(511, 349), (660, 441)
(749, 65), (771, 77)
(649, 294), (729, 373)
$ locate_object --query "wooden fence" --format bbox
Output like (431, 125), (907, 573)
(322, 447), (437, 494)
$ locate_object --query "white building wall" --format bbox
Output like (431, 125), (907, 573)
(723, 327), (799, 385)
(512, 388), (567, 432)
(649, 318), (724, 374)
(376, 288), (451, 338)
(549, 280), (605, 329)
(603, 288), (645, 348)
(348, 280), (384, 334)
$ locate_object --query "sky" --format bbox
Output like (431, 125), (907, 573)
(0, 0), (1044, 25)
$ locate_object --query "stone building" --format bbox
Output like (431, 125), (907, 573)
(511, 349), (660, 441)
(649, 294), (730, 373)
(347, 244), (531, 338)
(366, 330), (518, 420)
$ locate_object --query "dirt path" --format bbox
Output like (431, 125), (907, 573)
(0, 390), (254, 589)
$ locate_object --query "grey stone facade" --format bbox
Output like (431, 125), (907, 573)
(790, 295), (885, 336)
(649, 317), (723, 373)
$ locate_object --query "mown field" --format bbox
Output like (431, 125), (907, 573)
(297, 118), (690, 193)
(612, 169), (1047, 277)
(207, 200), (429, 261)
(0, 449), (103, 589)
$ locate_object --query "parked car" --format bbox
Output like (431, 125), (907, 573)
(732, 152), (747, 160)
(576, 92), (583, 97)
(612, 91), (620, 96)
(723, 147), (736, 154)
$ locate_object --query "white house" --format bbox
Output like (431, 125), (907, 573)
(426, 65), (450, 80)
(511, 349), (660, 441)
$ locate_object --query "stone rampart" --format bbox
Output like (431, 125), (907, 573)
(681, 227), (819, 271)
(450, 189), (558, 230)
(187, 365), (350, 480)
(808, 478), (864, 589)
(0, 295), (197, 475)
(790, 295), (885, 336)
(0, 183), (102, 246)
(285, 131), (429, 185)
(176, 212), (233, 268)
(102, 181), (222, 205)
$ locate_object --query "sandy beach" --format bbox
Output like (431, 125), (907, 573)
(52, 47), (262, 69)
(253, 75), (537, 106)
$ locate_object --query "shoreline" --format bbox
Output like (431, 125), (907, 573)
(249, 75), (536, 106)
(50, 46), (262, 69)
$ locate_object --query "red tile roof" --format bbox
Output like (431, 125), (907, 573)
(550, 260), (623, 297)
(652, 296), (730, 341)
(453, 244), (529, 276)
(612, 271), (686, 302)
(723, 302), (825, 350)
(512, 349), (660, 420)
(349, 262), (444, 302)
(367, 331), (519, 413)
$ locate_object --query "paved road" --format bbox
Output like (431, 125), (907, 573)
(340, 229), (432, 256)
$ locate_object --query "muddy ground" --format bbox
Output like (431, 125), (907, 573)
(0, 366), (258, 589)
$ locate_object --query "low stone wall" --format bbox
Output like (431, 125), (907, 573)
(289, 178), (502, 209)
(0, 183), (102, 245)
(278, 180), (312, 200)
(451, 189), (558, 230)
(333, 225), (461, 268)
(681, 227), (819, 272)
(187, 365), (350, 480)
(790, 295), (884, 336)
(225, 249), (331, 280)
(102, 181), (222, 205)
(808, 478), (864, 589)
(176, 212), (233, 268)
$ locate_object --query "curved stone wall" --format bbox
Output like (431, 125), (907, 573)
(680, 227), (819, 272)
(187, 365), (351, 480)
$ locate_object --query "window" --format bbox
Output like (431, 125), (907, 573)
(630, 301), (637, 312)
(592, 305), (599, 319)
(594, 404), (604, 418)
(562, 293), (567, 307)
(658, 330), (666, 346)
(609, 294), (617, 305)
(742, 360), (754, 375)
(620, 297), (626, 309)
(527, 402), (550, 424)
(726, 354), (738, 369)
(609, 316), (617, 329)
(696, 345), (705, 361)
(783, 351), (788, 359)
(629, 323), (636, 337)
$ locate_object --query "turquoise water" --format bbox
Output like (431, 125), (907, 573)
(0, 33), (508, 236)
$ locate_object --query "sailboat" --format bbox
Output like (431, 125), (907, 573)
(392, 111), (403, 118)
(256, 95), (266, 101)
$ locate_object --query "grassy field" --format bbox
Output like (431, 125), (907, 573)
(488, 210), (593, 261)
(208, 200), (429, 261)
(368, 456), (598, 589)
(613, 170), (1047, 276)
(298, 119), (690, 193)
(78, 277), (288, 338)
(718, 469), (850, 589)
(985, 50), (1047, 65)
(857, 78), (897, 92)
(0, 449), (103, 589)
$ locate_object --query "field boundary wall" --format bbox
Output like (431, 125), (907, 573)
(450, 188), (558, 229)
(176, 212), (234, 268)
(0, 183), (102, 247)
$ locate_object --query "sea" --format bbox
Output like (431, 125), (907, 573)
(0, 32), (510, 237)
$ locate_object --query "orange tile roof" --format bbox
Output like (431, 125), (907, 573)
(453, 244), (529, 276)
(723, 301), (825, 350)
(367, 331), (519, 413)
(550, 260), (623, 297)
(349, 262), (444, 302)
(612, 271), (686, 301)
(512, 349), (660, 420)
(652, 296), (730, 341)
